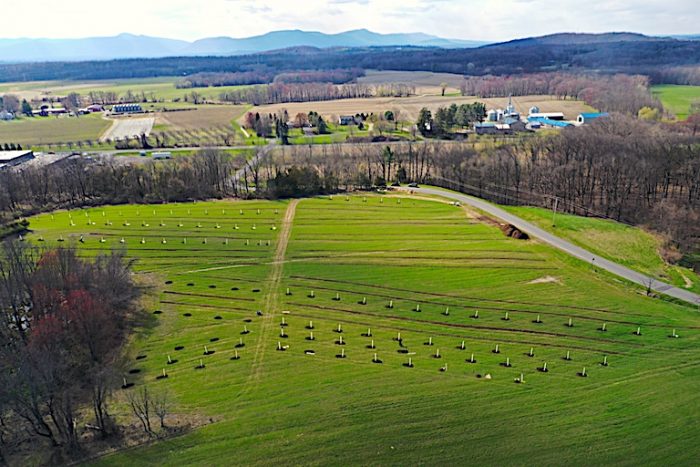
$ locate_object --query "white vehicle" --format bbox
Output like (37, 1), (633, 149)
(152, 151), (172, 160)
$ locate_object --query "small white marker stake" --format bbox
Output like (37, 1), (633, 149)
(529, 347), (534, 357)
(444, 307), (450, 316)
(460, 340), (465, 350)
(168, 355), (172, 364)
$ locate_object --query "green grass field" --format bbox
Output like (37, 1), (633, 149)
(24, 193), (700, 465)
(652, 84), (700, 120)
(0, 113), (111, 146)
(0, 77), (250, 103)
(503, 206), (700, 295)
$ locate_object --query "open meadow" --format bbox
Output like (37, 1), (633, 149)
(652, 84), (700, 120)
(22, 191), (700, 465)
(0, 112), (111, 146)
(0, 77), (249, 103)
(503, 206), (700, 295)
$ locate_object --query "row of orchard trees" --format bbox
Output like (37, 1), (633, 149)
(0, 242), (140, 459)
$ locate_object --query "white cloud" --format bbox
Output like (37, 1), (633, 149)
(2, 0), (698, 41)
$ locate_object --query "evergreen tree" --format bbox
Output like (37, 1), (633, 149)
(416, 108), (433, 136)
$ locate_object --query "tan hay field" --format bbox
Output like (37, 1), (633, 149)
(241, 94), (594, 123)
(156, 105), (248, 131)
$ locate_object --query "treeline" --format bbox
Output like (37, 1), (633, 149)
(0, 242), (139, 459)
(220, 82), (374, 105)
(648, 66), (700, 86)
(1, 118), (698, 266)
(176, 71), (275, 88)
(2, 37), (700, 83)
(250, 117), (699, 264)
(272, 68), (365, 84)
(0, 150), (243, 223)
(176, 68), (365, 89)
(460, 73), (661, 115)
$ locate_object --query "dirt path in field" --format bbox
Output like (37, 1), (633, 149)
(242, 199), (298, 394)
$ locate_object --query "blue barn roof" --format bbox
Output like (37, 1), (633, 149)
(579, 112), (609, 119)
(527, 116), (573, 128)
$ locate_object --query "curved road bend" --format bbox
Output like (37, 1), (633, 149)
(409, 186), (700, 306)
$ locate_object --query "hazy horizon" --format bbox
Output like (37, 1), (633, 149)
(2, 0), (698, 42)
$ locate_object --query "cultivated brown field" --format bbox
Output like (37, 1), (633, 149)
(358, 70), (468, 94)
(155, 105), (248, 131)
(239, 94), (594, 124)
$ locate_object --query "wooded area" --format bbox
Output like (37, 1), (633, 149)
(0, 243), (140, 461)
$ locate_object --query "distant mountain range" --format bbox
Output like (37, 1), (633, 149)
(0, 29), (488, 63)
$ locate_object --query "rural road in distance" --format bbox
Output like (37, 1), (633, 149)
(410, 186), (700, 307)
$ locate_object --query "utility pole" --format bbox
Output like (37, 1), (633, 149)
(552, 196), (559, 227)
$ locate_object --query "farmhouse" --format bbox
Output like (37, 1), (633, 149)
(0, 150), (35, 170)
(577, 112), (609, 124)
(338, 115), (357, 125)
(33, 105), (68, 117)
(79, 104), (104, 114)
(475, 122), (513, 135)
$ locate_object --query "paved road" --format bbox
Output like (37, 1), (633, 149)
(411, 186), (700, 306)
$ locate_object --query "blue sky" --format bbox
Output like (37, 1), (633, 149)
(5, 0), (698, 41)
